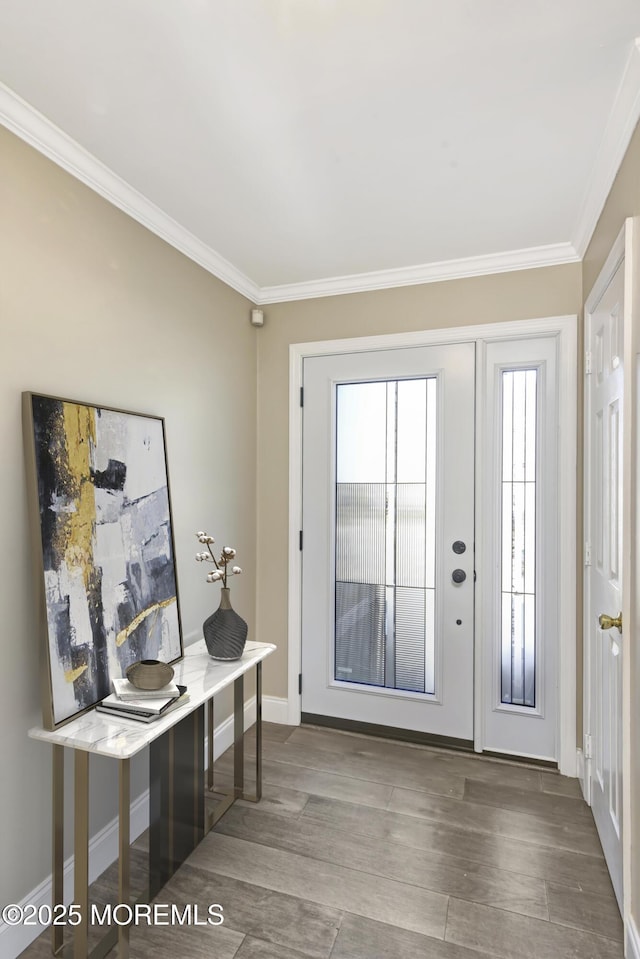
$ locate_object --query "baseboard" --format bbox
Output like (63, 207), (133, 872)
(0, 696), (256, 959)
(628, 914), (640, 959)
(263, 695), (290, 725)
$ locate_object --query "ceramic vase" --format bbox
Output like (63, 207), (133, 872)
(203, 587), (247, 660)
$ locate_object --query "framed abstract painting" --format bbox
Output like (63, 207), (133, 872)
(23, 393), (184, 729)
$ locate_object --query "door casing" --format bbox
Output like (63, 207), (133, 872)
(288, 315), (577, 774)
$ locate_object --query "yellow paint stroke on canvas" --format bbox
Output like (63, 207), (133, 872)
(64, 664), (89, 684)
(116, 596), (176, 647)
(52, 403), (97, 589)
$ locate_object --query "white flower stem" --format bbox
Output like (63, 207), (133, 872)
(207, 544), (222, 574)
(208, 544), (229, 586)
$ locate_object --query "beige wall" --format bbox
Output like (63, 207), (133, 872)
(0, 127), (257, 905)
(256, 265), (583, 700)
(582, 120), (640, 928)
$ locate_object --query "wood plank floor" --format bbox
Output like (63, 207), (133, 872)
(19, 723), (623, 959)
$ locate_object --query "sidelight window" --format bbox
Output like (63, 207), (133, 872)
(500, 369), (537, 708)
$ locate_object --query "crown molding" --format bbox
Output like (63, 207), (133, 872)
(256, 242), (580, 304)
(572, 37), (640, 258)
(0, 83), (260, 303)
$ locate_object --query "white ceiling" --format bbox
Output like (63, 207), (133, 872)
(1, 2), (640, 302)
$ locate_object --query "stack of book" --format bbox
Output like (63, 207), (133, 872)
(96, 677), (189, 723)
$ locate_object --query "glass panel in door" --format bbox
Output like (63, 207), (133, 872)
(335, 377), (436, 695)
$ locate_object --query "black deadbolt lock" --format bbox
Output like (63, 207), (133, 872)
(452, 568), (466, 584)
(452, 540), (466, 554)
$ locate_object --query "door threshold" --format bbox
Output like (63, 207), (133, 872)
(480, 749), (557, 769)
(301, 714), (560, 769)
(301, 713), (474, 753)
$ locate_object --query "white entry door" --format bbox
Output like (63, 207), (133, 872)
(301, 343), (475, 742)
(586, 254), (625, 910)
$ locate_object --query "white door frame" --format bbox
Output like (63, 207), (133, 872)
(583, 218), (639, 951)
(288, 314), (577, 775)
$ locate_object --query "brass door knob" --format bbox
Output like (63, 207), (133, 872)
(599, 612), (622, 633)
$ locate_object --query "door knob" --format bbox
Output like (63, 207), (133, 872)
(598, 612), (622, 633)
(452, 569), (466, 584)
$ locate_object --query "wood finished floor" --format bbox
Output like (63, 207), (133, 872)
(19, 723), (623, 959)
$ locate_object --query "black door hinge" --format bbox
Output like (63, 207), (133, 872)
(298, 673), (302, 695)
(300, 387), (304, 407)
(299, 530), (303, 551)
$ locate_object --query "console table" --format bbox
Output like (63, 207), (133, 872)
(28, 639), (276, 959)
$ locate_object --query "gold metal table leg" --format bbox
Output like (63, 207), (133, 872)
(239, 661), (262, 804)
(52, 745), (64, 956)
(254, 662), (262, 802)
(205, 661), (264, 825)
(193, 707), (203, 850)
(168, 728), (175, 871)
(234, 676), (244, 797)
(207, 697), (214, 792)
(118, 758), (130, 959)
(73, 751), (89, 959)
(204, 691), (234, 828)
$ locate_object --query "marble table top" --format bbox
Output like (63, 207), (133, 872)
(28, 640), (276, 760)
